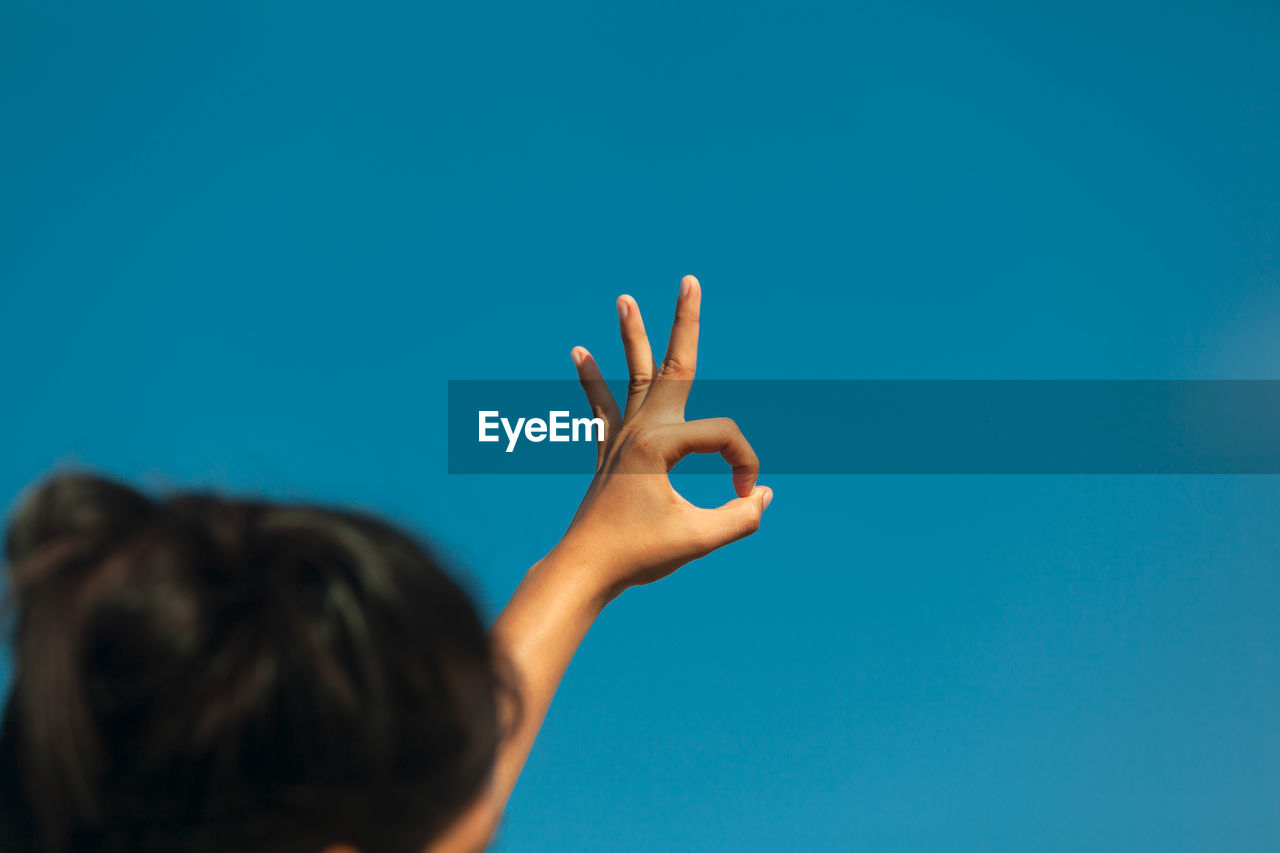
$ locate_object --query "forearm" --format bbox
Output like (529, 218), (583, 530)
(475, 275), (767, 828)
(486, 544), (612, 808)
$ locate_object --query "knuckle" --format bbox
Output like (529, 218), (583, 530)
(628, 374), (652, 394)
(625, 424), (661, 456)
(658, 357), (692, 380)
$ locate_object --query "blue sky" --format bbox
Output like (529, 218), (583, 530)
(1, 1), (1277, 850)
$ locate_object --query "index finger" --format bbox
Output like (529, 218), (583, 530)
(644, 275), (701, 415)
(653, 417), (759, 497)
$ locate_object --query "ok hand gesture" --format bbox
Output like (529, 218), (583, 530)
(558, 275), (772, 598)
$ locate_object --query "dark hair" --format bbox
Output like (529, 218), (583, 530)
(0, 473), (510, 853)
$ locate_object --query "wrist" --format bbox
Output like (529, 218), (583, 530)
(538, 538), (626, 614)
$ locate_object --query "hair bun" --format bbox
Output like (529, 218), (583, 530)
(5, 473), (155, 567)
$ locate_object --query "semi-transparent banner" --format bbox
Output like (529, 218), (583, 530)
(447, 380), (1280, 474)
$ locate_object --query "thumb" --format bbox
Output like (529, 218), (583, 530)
(700, 485), (772, 548)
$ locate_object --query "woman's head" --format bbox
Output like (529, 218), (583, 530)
(0, 473), (508, 853)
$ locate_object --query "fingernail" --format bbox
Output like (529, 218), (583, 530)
(680, 277), (693, 298)
(761, 487), (773, 510)
(571, 347), (586, 366)
(617, 297), (630, 319)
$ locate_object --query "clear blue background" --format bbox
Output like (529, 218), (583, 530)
(2, 1), (1278, 850)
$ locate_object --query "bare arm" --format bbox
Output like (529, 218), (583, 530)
(430, 276), (771, 852)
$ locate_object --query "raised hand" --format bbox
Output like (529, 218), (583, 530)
(557, 274), (772, 598)
(478, 276), (771, 840)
